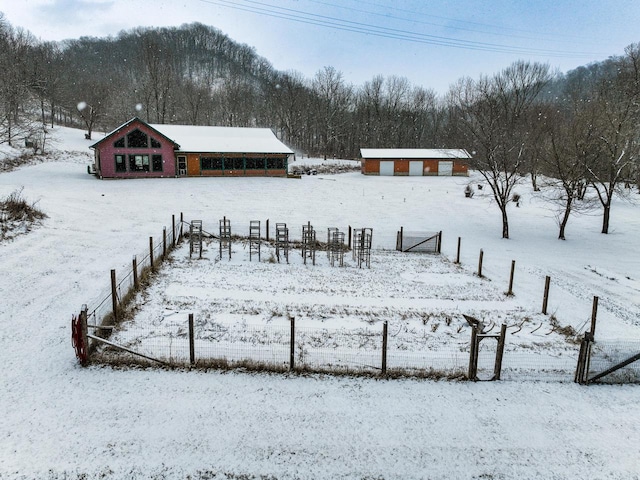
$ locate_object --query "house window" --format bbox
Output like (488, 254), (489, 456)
(114, 137), (125, 148)
(152, 154), (163, 172)
(229, 158), (243, 170)
(127, 129), (148, 148)
(245, 158), (265, 170)
(267, 158), (285, 169)
(201, 156), (222, 170)
(129, 154), (149, 171)
(115, 154), (126, 172)
(150, 137), (161, 148)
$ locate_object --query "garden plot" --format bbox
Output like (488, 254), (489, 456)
(101, 236), (581, 378)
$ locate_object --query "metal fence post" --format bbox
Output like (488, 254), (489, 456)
(290, 317), (295, 371)
(381, 321), (388, 375)
(110, 269), (118, 322)
(188, 313), (195, 366)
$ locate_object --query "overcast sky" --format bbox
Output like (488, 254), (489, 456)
(2, 0), (639, 94)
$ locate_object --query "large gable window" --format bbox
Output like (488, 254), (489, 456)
(114, 137), (125, 148)
(127, 129), (148, 148)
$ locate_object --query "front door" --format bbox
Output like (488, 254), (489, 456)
(177, 156), (187, 176)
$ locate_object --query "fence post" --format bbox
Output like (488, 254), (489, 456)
(456, 237), (461, 264)
(397, 226), (403, 251)
(590, 296), (599, 336)
(179, 212), (184, 242)
(149, 236), (154, 270)
(494, 323), (507, 380)
(348, 226), (352, 248)
(266, 218), (269, 241)
(79, 304), (89, 365)
(132, 255), (138, 290)
(110, 269), (118, 322)
(507, 260), (515, 296)
(172, 214), (176, 248)
(381, 321), (388, 375)
(542, 276), (551, 314)
(437, 231), (442, 254)
(468, 326), (478, 381)
(477, 249), (484, 278)
(290, 317), (295, 371)
(188, 313), (195, 366)
(163, 227), (167, 259)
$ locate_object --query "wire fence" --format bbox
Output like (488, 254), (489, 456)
(89, 314), (592, 382)
(586, 339), (640, 384)
(74, 213), (640, 385)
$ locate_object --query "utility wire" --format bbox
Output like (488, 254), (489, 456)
(198, 0), (604, 58)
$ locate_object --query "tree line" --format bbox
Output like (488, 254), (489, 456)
(0, 14), (638, 239)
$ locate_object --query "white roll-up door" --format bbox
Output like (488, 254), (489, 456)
(379, 161), (395, 176)
(438, 161), (453, 176)
(409, 161), (423, 176)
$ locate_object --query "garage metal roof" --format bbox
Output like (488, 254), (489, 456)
(360, 148), (471, 159)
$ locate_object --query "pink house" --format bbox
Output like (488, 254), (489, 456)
(90, 118), (179, 178)
(90, 117), (293, 179)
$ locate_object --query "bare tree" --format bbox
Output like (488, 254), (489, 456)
(586, 43), (640, 234)
(448, 61), (551, 238)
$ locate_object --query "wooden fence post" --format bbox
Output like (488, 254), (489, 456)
(494, 323), (507, 380)
(456, 237), (461, 264)
(437, 231), (442, 254)
(188, 313), (195, 366)
(172, 214), (176, 248)
(542, 276), (551, 314)
(290, 317), (295, 371)
(348, 226), (352, 248)
(110, 269), (118, 322)
(381, 321), (388, 375)
(468, 326), (478, 381)
(179, 212), (184, 241)
(132, 255), (138, 290)
(163, 227), (167, 259)
(590, 296), (599, 336)
(266, 218), (269, 241)
(507, 260), (515, 296)
(149, 236), (154, 270)
(477, 249), (484, 278)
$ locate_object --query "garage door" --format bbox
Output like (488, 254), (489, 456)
(438, 161), (453, 176)
(409, 161), (423, 176)
(379, 161), (395, 176)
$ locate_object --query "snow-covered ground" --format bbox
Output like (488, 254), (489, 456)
(0, 126), (639, 479)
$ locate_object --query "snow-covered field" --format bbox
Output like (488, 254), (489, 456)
(1, 126), (639, 479)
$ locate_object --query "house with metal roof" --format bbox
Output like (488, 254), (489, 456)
(90, 117), (293, 179)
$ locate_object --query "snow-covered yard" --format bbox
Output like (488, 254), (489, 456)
(0, 126), (639, 478)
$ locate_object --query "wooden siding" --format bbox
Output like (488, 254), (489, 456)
(361, 158), (469, 176)
(94, 119), (177, 178)
(184, 152), (288, 177)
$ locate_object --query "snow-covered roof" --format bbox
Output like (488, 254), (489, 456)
(360, 148), (471, 159)
(150, 124), (293, 154)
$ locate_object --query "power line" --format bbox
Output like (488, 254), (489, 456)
(198, 0), (605, 58)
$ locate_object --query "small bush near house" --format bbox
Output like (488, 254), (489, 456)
(0, 188), (47, 241)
